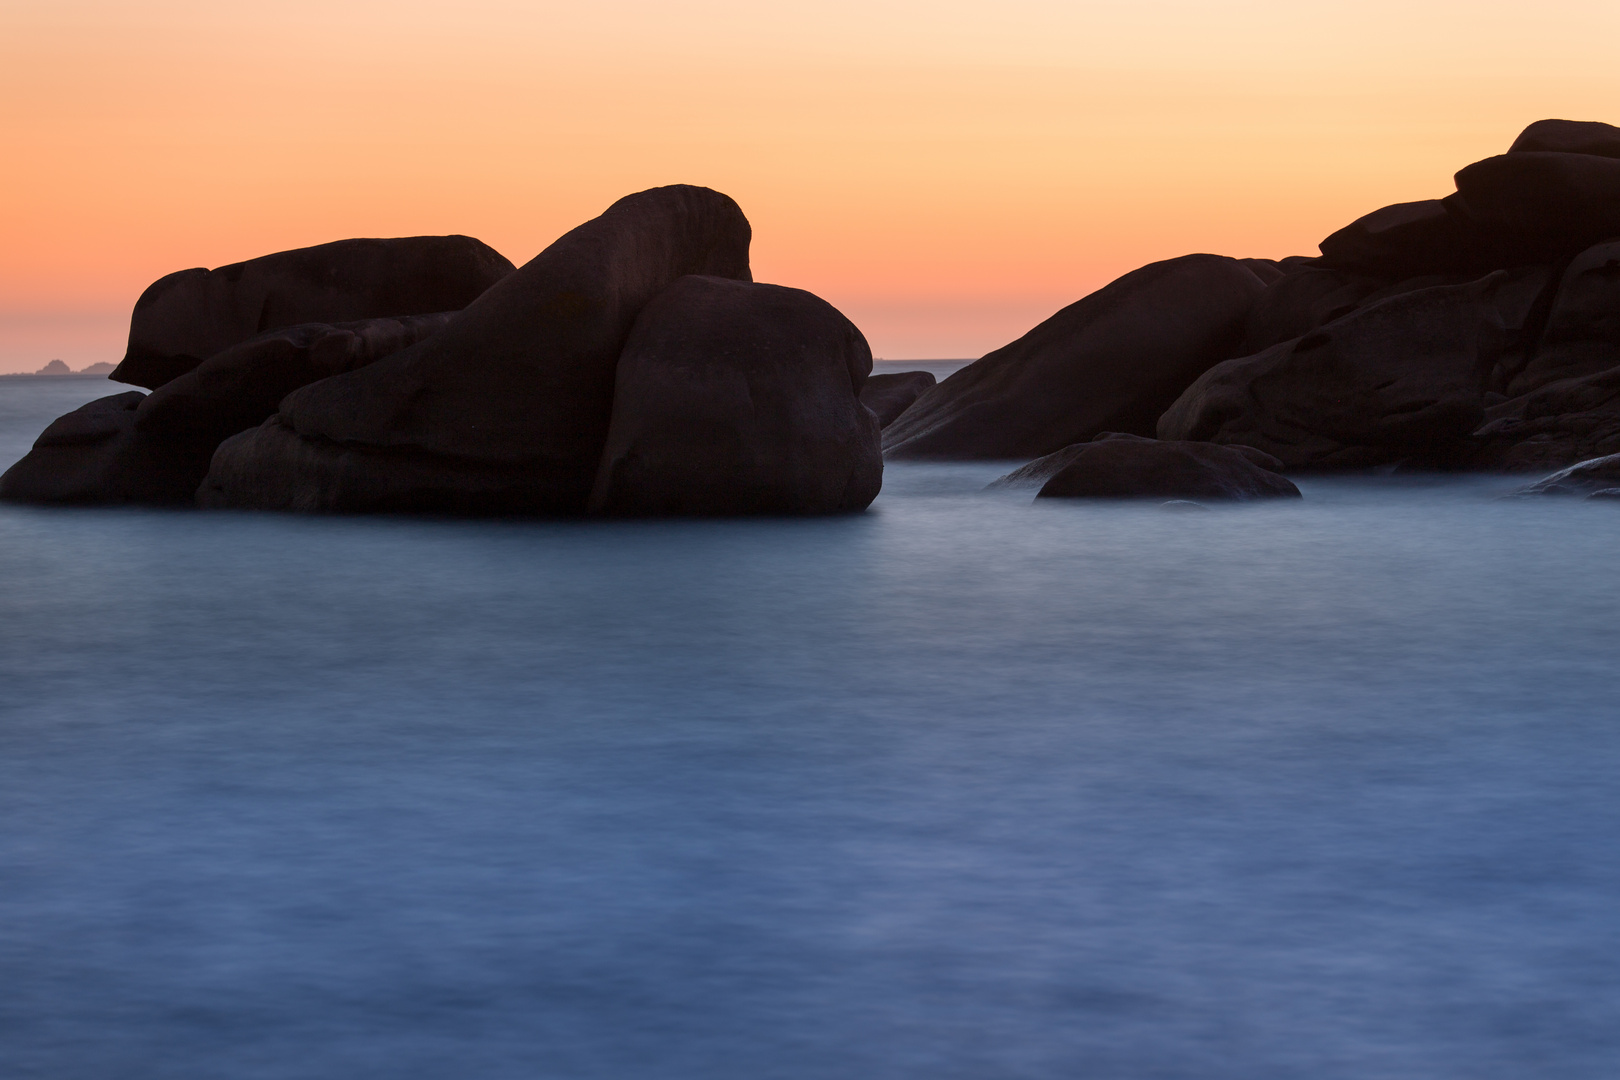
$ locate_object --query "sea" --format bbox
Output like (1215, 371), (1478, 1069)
(2, 369), (1617, 1079)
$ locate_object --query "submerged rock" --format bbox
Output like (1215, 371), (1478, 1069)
(200, 185), (754, 514)
(111, 236), (515, 390)
(0, 392), (208, 505)
(990, 433), (1298, 501)
(589, 276), (881, 516)
(859, 370), (935, 428)
(882, 255), (1268, 459)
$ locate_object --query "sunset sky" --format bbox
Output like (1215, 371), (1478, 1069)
(3, 0), (1618, 372)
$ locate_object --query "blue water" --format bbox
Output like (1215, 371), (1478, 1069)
(2, 378), (1618, 1079)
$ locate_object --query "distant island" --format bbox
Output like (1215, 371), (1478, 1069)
(1, 360), (116, 377)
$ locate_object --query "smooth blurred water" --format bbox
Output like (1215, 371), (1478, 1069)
(2, 379), (1618, 1079)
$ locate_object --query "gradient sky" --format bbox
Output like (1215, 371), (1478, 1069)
(3, 0), (1618, 371)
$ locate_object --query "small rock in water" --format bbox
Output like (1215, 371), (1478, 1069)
(988, 433), (1299, 501)
(1160, 499), (1211, 511)
(1505, 452), (1620, 496)
(1586, 488), (1620, 500)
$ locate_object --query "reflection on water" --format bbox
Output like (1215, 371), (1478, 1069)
(2, 381), (1619, 1079)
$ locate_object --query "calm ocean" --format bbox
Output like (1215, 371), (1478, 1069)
(2, 375), (1617, 1079)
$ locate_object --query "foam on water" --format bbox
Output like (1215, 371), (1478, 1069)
(2, 380), (1618, 1079)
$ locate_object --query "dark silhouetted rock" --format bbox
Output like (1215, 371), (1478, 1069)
(111, 235), (515, 390)
(860, 370), (935, 427)
(1241, 267), (1386, 353)
(1317, 200), (1497, 279)
(1159, 274), (1538, 468)
(988, 431), (1285, 488)
(1450, 153), (1620, 263)
(136, 314), (454, 448)
(199, 185), (753, 514)
(1506, 452), (1620, 496)
(1238, 258), (1291, 284)
(588, 276), (881, 516)
(0, 392), (207, 505)
(1504, 241), (1620, 395)
(989, 433), (1298, 500)
(881, 255), (1268, 460)
(1508, 119), (1620, 159)
(1469, 364), (1620, 471)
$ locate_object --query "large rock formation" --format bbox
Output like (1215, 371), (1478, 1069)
(588, 276), (881, 516)
(1501, 240), (1620, 395)
(134, 314), (454, 448)
(1153, 118), (1620, 473)
(1240, 267), (1386, 353)
(0, 314), (457, 507)
(1471, 365), (1620, 471)
(1158, 274), (1543, 468)
(111, 235), (515, 390)
(199, 185), (754, 514)
(988, 433), (1299, 500)
(859, 370), (935, 428)
(882, 255), (1269, 459)
(0, 392), (205, 505)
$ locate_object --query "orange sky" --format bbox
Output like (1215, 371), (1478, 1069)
(3, 0), (1618, 371)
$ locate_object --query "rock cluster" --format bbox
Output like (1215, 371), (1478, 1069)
(2, 186), (883, 516)
(883, 118), (1620, 474)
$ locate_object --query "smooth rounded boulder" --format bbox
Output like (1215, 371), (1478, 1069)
(1450, 153), (1620, 263)
(0, 392), (207, 505)
(989, 433), (1298, 501)
(1508, 119), (1620, 158)
(110, 235), (516, 390)
(199, 185), (754, 515)
(1316, 200), (1496, 279)
(859, 370), (935, 428)
(589, 276), (881, 516)
(881, 255), (1269, 460)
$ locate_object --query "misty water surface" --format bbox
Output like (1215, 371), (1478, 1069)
(2, 377), (1618, 1079)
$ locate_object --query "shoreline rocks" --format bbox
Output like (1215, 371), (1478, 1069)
(11, 117), (1620, 517)
(202, 185), (756, 515)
